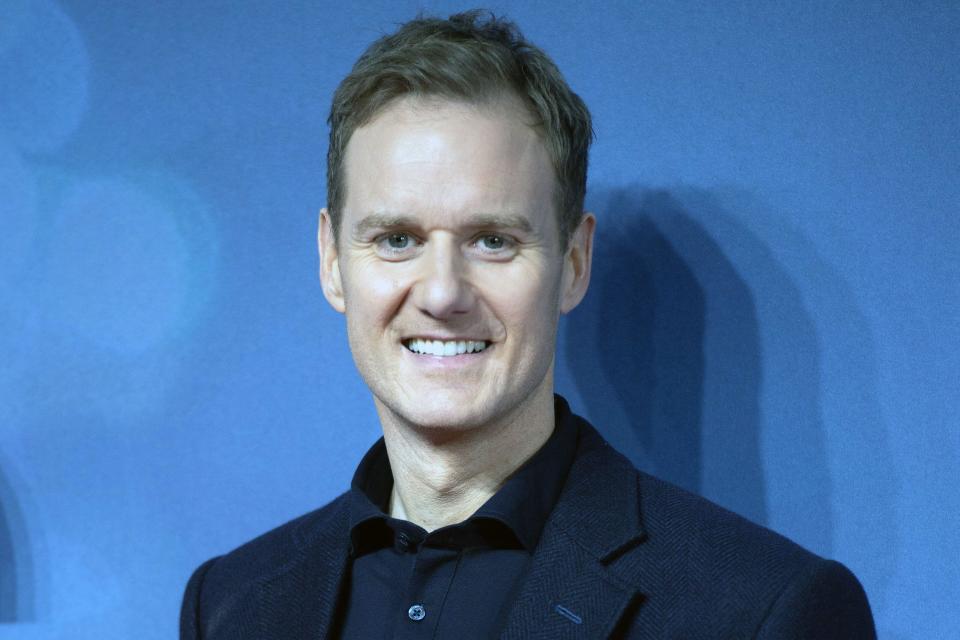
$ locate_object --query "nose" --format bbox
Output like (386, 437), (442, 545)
(412, 238), (475, 319)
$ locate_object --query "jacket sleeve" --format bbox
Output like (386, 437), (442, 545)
(756, 559), (876, 639)
(180, 557), (220, 640)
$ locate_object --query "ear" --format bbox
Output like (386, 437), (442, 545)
(318, 208), (346, 313)
(560, 212), (595, 314)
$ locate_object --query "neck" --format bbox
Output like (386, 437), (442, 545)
(377, 383), (556, 532)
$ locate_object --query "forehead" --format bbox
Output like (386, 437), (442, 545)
(341, 96), (557, 231)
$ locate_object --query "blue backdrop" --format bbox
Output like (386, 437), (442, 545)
(1, 1), (957, 638)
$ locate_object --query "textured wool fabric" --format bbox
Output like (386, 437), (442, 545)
(181, 400), (876, 639)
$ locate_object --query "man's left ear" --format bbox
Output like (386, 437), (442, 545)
(560, 212), (595, 314)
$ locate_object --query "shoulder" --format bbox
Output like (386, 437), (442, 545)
(181, 492), (350, 628)
(635, 466), (814, 574)
(572, 422), (819, 580)
(567, 421), (875, 637)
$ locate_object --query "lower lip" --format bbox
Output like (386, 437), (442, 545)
(402, 345), (491, 368)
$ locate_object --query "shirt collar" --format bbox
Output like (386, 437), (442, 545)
(347, 395), (580, 552)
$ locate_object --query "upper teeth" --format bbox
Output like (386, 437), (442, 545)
(406, 339), (488, 356)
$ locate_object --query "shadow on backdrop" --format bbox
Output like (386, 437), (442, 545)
(680, 186), (898, 611)
(565, 188), (712, 505)
(0, 462), (33, 622)
(566, 187), (835, 547)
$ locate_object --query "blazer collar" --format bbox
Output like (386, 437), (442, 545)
(254, 497), (353, 640)
(550, 407), (647, 561)
(499, 413), (647, 638)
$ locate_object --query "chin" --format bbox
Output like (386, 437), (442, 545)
(402, 403), (490, 432)
(380, 391), (496, 433)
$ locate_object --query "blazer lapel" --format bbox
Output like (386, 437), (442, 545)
(499, 528), (640, 639)
(256, 500), (352, 640)
(500, 420), (647, 639)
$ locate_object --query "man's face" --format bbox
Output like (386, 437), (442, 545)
(319, 96), (593, 432)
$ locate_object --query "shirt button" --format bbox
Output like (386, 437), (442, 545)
(397, 532), (411, 550)
(408, 604), (426, 621)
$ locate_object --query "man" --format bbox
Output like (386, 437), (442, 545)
(181, 10), (875, 639)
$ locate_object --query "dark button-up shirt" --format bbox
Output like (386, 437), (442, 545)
(335, 397), (579, 639)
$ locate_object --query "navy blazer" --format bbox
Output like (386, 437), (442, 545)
(181, 413), (875, 639)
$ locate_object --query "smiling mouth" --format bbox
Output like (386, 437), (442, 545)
(404, 338), (489, 356)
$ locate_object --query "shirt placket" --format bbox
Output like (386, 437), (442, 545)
(394, 542), (461, 640)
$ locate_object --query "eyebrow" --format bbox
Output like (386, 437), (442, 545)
(352, 212), (534, 235)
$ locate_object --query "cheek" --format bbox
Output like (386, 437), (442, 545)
(484, 264), (562, 331)
(344, 269), (407, 368)
(343, 261), (408, 319)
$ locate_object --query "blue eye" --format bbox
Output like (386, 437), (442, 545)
(387, 233), (410, 249)
(375, 232), (420, 259)
(480, 235), (504, 250)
